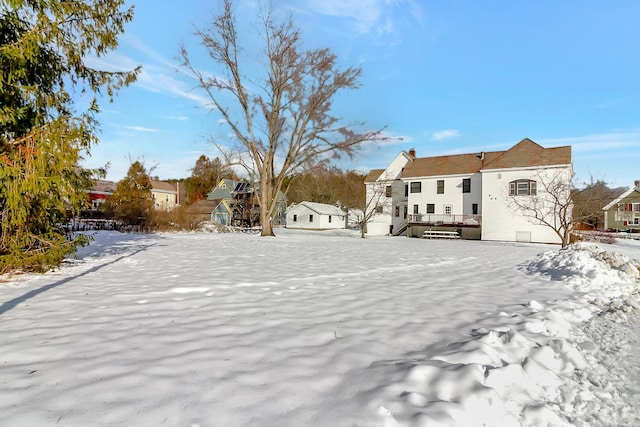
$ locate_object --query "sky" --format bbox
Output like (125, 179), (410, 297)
(1, 229), (640, 425)
(82, 0), (640, 189)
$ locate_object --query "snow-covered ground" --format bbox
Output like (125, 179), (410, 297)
(1, 229), (639, 426)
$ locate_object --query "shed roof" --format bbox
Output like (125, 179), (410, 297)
(185, 199), (218, 214)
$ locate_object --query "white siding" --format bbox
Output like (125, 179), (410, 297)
(405, 174), (481, 217)
(286, 204), (345, 230)
(365, 152), (413, 236)
(481, 167), (569, 244)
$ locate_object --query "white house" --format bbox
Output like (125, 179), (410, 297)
(286, 201), (346, 230)
(365, 139), (573, 244)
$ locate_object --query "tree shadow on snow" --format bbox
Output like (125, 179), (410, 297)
(0, 238), (159, 316)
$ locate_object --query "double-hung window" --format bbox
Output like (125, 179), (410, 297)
(437, 180), (444, 194)
(410, 182), (422, 193)
(462, 178), (471, 193)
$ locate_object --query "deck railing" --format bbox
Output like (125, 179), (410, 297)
(407, 214), (481, 226)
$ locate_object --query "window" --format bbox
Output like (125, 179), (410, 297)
(375, 205), (383, 213)
(462, 178), (471, 193)
(437, 180), (444, 194)
(309, 214), (314, 222)
(413, 204), (419, 214)
(385, 185), (392, 198)
(410, 182), (422, 193)
(472, 203), (478, 215)
(405, 184), (409, 197)
(444, 205), (452, 215)
(426, 203), (435, 214)
(328, 215), (332, 223)
(634, 203), (640, 212)
(509, 180), (537, 196)
(395, 206), (400, 217)
(293, 214), (297, 222)
(403, 206), (408, 219)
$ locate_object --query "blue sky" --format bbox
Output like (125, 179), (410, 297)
(83, 0), (640, 189)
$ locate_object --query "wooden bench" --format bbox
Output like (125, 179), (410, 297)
(421, 230), (460, 239)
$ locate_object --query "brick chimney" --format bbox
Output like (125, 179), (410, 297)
(408, 148), (416, 158)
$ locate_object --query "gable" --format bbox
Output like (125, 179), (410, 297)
(603, 187), (640, 210)
(481, 138), (571, 170)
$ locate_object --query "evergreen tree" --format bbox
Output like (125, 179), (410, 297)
(0, 1), (139, 272)
(103, 162), (153, 227)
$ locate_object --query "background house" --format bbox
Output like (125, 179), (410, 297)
(603, 182), (640, 231)
(151, 180), (179, 210)
(205, 179), (287, 228)
(286, 202), (346, 230)
(85, 180), (116, 217)
(365, 138), (572, 244)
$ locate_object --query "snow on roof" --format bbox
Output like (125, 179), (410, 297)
(287, 201), (345, 216)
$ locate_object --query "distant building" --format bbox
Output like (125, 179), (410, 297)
(365, 138), (573, 244)
(151, 180), (179, 210)
(603, 181), (640, 231)
(84, 180), (116, 218)
(191, 179), (287, 228)
(286, 202), (346, 230)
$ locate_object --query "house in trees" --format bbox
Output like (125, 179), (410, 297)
(286, 202), (346, 230)
(602, 181), (640, 231)
(204, 179), (287, 228)
(84, 180), (116, 217)
(151, 180), (179, 210)
(365, 138), (572, 244)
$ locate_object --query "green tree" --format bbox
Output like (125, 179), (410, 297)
(0, 1), (139, 272)
(103, 161), (153, 228)
(184, 155), (232, 204)
(181, 0), (386, 236)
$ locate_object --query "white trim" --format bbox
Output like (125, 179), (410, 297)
(603, 187), (640, 211)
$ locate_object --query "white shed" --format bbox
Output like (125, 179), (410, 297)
(286, 202), (346, 230)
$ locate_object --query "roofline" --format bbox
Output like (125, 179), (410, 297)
(603, 187), (640, 210)
(286, 201), (343, 215)
(479, 163), (572, 173)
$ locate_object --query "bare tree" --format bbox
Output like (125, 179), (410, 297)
(508, 169), (573, 247)
(571, 176), (621, 230)
(355, 181), (393, 238)
(180, 0), (385, 236)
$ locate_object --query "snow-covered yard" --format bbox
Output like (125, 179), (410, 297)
(1, 229), (639, 426)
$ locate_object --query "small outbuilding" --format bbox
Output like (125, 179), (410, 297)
(286, 201), (346, 230)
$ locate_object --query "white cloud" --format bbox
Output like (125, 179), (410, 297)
(306, 0), (424, 37)
(430, 129), (461, 141)
(125, 126), (159, 133)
